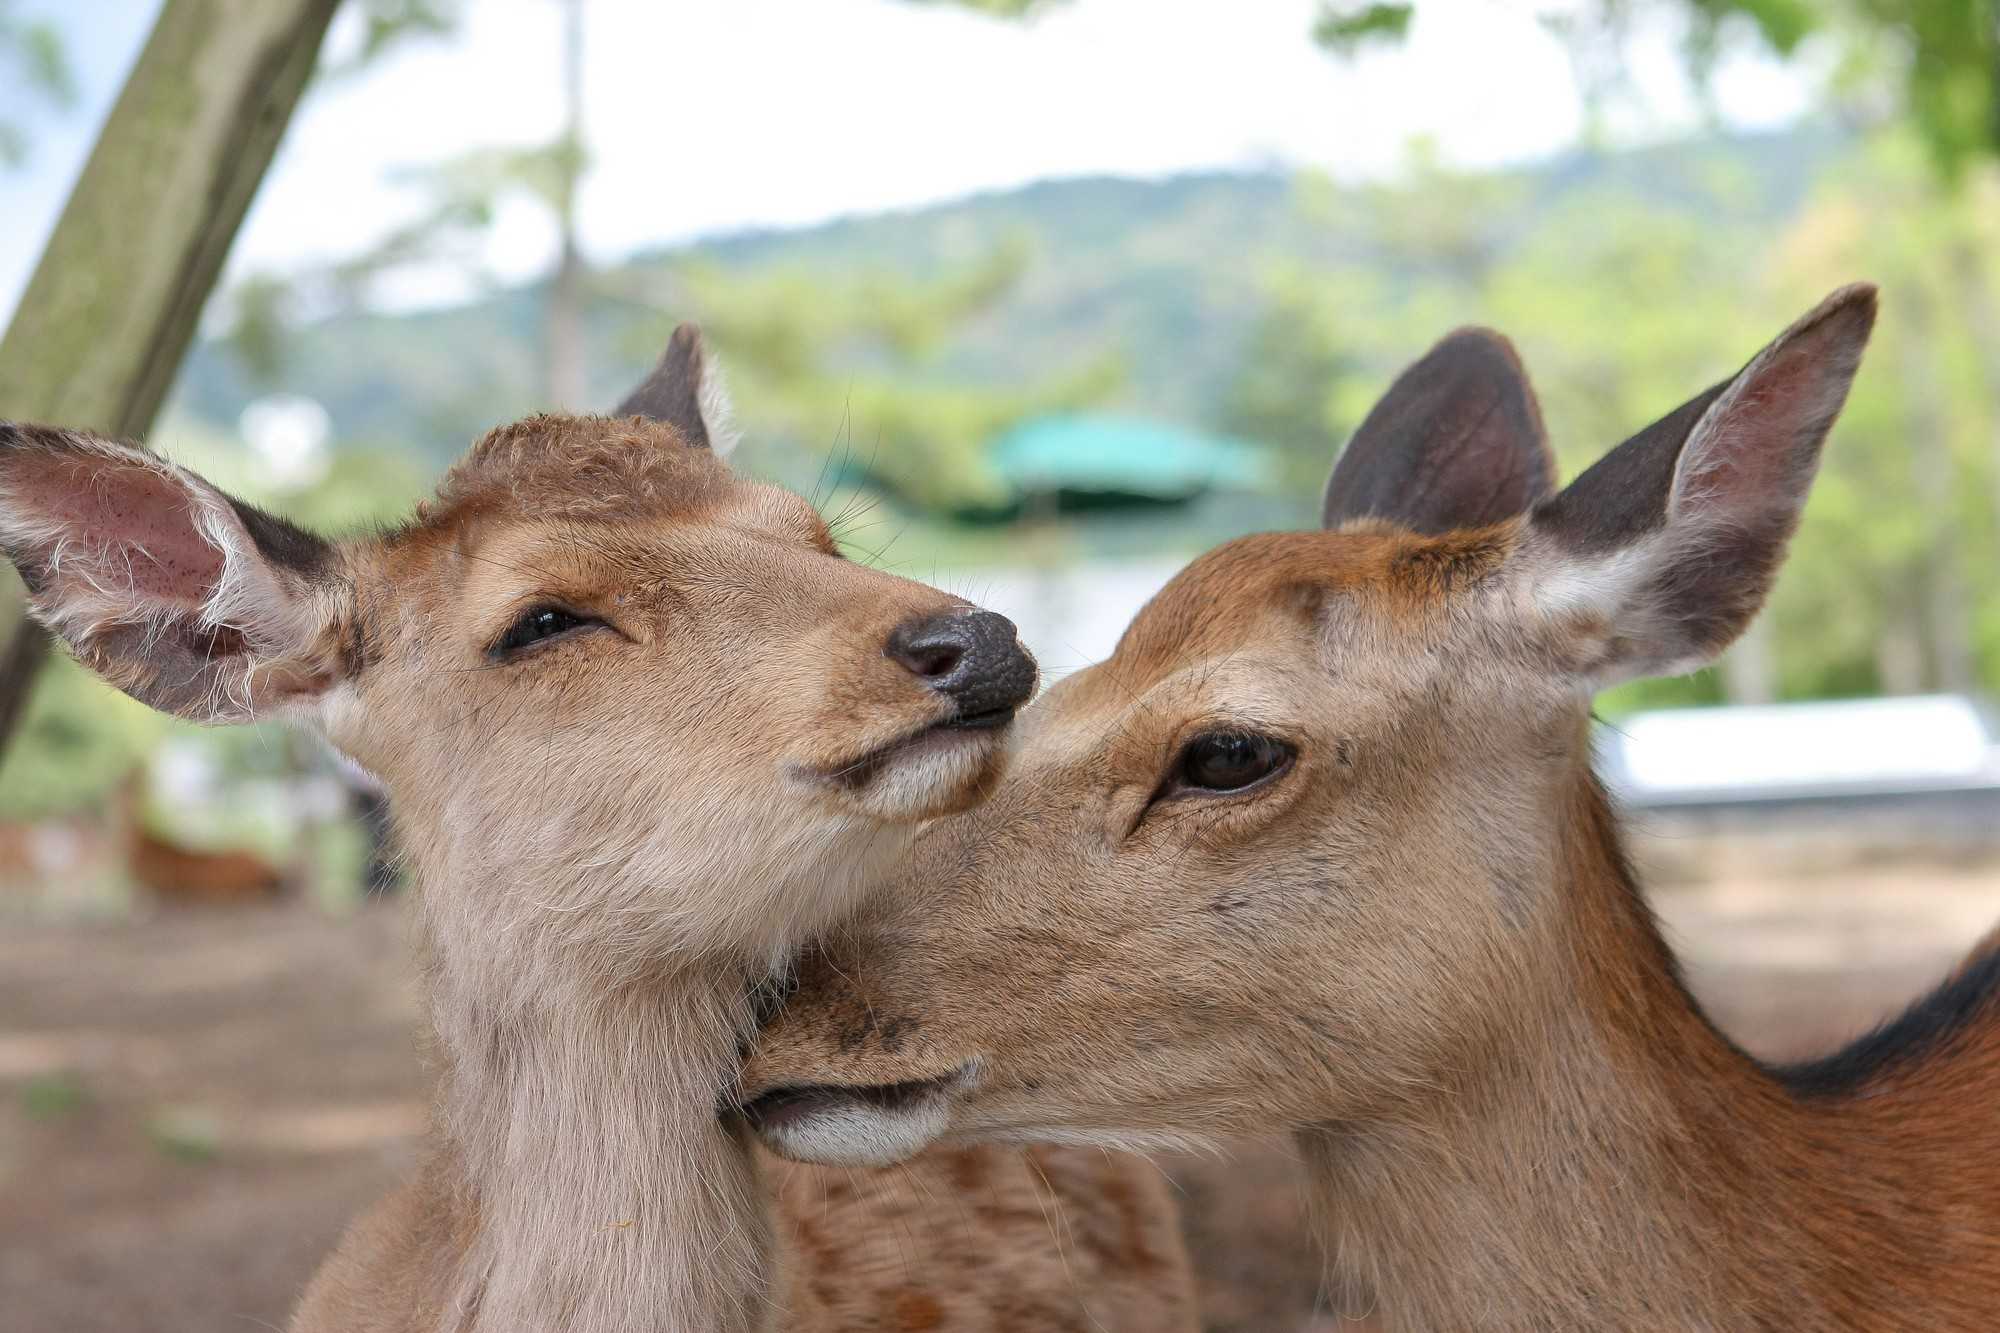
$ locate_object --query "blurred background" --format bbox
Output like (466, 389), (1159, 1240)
(2, 0), (1998, 1329)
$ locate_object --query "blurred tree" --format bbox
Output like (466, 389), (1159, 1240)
(313, 31), (592, 404)
(1218, 266), (1366, 493)
(336, 0), (462, 71)
(1311, 0), (1997, 174)
(226, 0), (1117, 517)
(636, 240), (1120, 514)
(1693, 0), (1995, 175)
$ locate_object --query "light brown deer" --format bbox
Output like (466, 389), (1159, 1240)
(741, 285), (2000, 1331)
(0, 328), (1195, 1333)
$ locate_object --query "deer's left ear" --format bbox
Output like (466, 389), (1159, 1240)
(615, 322), (740, 457)
(0, 423), (345, 723)
(1518, 283), (1877, 688)
(1323, 327), (1556, 535)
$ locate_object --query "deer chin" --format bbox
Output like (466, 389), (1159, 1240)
(793, 708), (1015, 823)
(740, 1063), (978, 1167)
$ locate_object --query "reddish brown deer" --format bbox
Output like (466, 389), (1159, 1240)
(116, 768), (292, 904)
(740, 285), (2000, 1330)
(0, 328), (1195, 1333)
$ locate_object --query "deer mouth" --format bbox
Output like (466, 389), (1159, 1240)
(807, 706), (1017, 791)
(739, 1065), (975, 1167)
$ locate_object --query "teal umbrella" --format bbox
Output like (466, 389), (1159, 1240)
(989, 414), (1271, 508)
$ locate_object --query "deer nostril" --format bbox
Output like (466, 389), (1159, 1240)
(902, 640), (964, 680)
(885, 609), (1037, 720)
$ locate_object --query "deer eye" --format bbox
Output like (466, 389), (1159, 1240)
(1169, 731), (1294, 796)
(491, 605), (597, 657)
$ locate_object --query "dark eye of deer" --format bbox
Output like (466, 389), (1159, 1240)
(1174, 732), (1293, 795)
(493, 606), (593, 657)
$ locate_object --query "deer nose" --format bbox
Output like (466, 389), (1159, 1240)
(886, 609), (1037, 724)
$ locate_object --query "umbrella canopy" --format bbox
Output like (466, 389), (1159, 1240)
(989, 414), (1271, 503)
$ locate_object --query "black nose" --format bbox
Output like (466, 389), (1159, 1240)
(886, 609), (1037, 724)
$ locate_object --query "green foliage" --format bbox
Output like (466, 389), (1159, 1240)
(21, 1073), (88, 1119)
(625, 238), (1118, 510)
(681, 237), (1031, 367)
(0, 651), (170, 820)
(223, 273), (298, 388)
(1693, 0), (1997, 174)
(323, 0), (462, 76)
(0, 0), (75, 168)
(1219, 263), (1367, 492)
(895, 0), (1072, 16)
(390, 138), (587, 234)
(147, 1106), (221, 1162)
(1312, 2), (1415, 54)
(1303, 0), (1997, 174)
(173, 171), (1323, 471)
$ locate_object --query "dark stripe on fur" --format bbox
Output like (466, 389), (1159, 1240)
(227, 495), (332, 578)
(1776, 945), (2000, 1099)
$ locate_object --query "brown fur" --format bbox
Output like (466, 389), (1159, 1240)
(298, 1144), (1195, 1333)
(115, 772), (290, 905)
(0, 395), (1195, 1332)
(742, 286), (2000, 1330)
(127, 825), (286, 902)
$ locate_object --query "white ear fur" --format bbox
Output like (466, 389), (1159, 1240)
(697, 348), (741, 460)
(1518, 283), (1877, 688)
(0, 423), (338, 723)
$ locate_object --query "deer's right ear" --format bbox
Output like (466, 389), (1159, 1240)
(1517, 283), (1877, 689)
(615, 322), (740, 457)
(0, 423), (344, 724)
(1322, 327), (1556, 535)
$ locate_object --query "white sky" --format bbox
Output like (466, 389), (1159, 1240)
(0, 0), (1817, 322)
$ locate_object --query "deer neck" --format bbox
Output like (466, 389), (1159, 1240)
(414, 864), (774, 1333)
(1300, 772), (1973, 1333)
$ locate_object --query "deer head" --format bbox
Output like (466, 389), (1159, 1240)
(740, 286), (1877, 1164)
(0, 325), (1036, 975)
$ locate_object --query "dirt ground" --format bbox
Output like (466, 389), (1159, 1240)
(5, 857), (2000, 1333)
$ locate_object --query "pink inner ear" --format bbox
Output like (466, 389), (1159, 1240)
(16, 453), (226, 611)
(1679, 304), (1866, 514)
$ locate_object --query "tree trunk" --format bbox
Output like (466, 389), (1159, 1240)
(1719, 617), (1778, 705)
(545, 0), (588, 409)
(1877, 593), (1928, 696)
(548, 240), (587, 410)
(0, 0), (339, 750)
(0, 589), (44, 748)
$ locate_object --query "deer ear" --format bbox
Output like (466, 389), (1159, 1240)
(0, 423), (343, 723)
(1322, 328), (1556, 534)
(1521, 283), (1877, 687)
(615, 322), (740, 457)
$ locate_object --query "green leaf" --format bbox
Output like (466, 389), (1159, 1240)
(894, 0), (1070, 16)
(1312, 2), (1415, 55)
